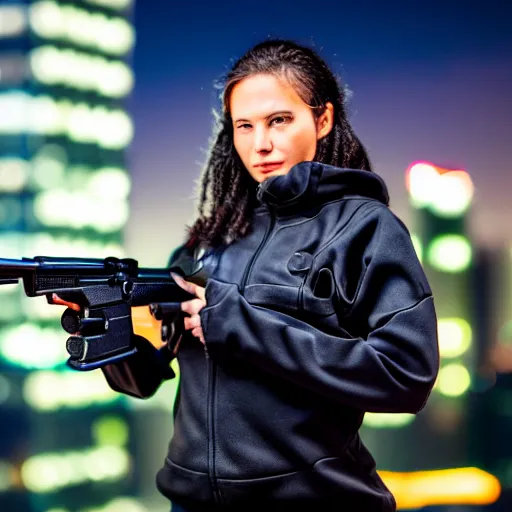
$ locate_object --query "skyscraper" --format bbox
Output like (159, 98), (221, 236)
(359, 161), (505, 510)
(0, 1), (146, 510)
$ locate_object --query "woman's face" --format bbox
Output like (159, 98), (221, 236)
(230, 73), (333, 183)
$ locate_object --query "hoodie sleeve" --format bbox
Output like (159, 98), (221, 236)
(200, 205), (439, 413)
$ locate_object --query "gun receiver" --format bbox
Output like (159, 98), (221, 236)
(0, 255), (206, 371)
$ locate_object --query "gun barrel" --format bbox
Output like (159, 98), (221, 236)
(0, 257), (38, 279)
(0, 278), (19, 285)
(136, 268), (172, 281)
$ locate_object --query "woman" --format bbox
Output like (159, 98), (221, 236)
(101, 39), (439, 510)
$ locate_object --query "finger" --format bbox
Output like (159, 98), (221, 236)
(52, 294), (81, 311)
(184, 315), (201, 330)
(171, 272), (195, 294)
(191, 326), (204, 344)
(181, 298), (205, 316)
(195, 285), (206, 302)
(172, 272), (205, 302)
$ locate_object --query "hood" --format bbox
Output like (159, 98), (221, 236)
(256, 161), (389, 213)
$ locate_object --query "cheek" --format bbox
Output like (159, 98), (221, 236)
(233, 135), (248, 161)
(289, 126), (318, 160)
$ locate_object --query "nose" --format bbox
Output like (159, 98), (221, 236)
(253, 125), (272, 154)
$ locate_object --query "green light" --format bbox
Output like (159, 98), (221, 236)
(363, 412), (415, 429)
(410, 233), (423, 263)
(427, 234), (472, 272)
(438, 318), (472, 358)
(436, 363), (471, 397)
(92, 416), (129, 447)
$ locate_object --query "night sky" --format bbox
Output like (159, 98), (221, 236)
(125, 0), (512, 266)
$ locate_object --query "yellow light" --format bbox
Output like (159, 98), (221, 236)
(30, 144), (67, 190)
(406, 162), (474, 215)
(33, 189), (130, 232)
(84, 0), (133, 11)
(30, 45), (134, 98)
(430, 170), (474, 217)
(20, 446), (130, 493)
(0, 91), (28, 132)
(23, 370), (120, 411)
(30, 94), (64, 134)
(406, 162), (439, 208)
(0, 92), (133, 148)
(438, 318), (472, 358)
(0, 6), (27, 38)
(29, 2), (134, 56)
(436, 363), (472, 397)
(363, 412), (415, 428)
(0, 158), (29, 191)
(379, 467), (501, 508)
(88, 168), (131, 200)
(84, 446), (130, 482)
(0, 324), (68, 369)
(20, 233), (124, 259)
(82, 497), (148, 512)
(427, 234), (472, 272)
(92, 108), (134, 149)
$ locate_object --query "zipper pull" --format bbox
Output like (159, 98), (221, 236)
(256, 182), (265, 204)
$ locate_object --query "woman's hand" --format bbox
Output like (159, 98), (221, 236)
(172, 272), (207, 344)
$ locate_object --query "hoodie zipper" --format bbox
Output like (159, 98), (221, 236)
(240, 203), (275, 292)
(205, 347), (222, 504)
(204, 201), (274, 505)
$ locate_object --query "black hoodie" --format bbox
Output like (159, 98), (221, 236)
(103, 162), (439, 511)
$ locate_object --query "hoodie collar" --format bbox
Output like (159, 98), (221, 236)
(256, 161), (390, 213)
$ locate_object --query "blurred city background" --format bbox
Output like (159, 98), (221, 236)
(0, 0), (511, 511)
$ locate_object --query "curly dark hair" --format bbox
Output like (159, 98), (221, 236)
(186, 39), (373, 248)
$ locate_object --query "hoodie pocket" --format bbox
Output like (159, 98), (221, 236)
(215, 455), (395, 510)
(302, 267), (337, 316)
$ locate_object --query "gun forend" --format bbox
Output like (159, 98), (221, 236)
(0, 254), (205, 371)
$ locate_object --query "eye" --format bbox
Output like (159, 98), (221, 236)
(236, 123), (252, 131)
(269, 115), (292, 126)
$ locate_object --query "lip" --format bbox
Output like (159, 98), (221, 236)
(254, 162), (284, 173)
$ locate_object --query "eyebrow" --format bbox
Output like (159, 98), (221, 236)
(234, 110), (294, 123)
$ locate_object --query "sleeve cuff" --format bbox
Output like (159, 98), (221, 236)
(200, 278), (239, 356)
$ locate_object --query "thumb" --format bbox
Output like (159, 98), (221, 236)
(171, 272), (196, 295)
